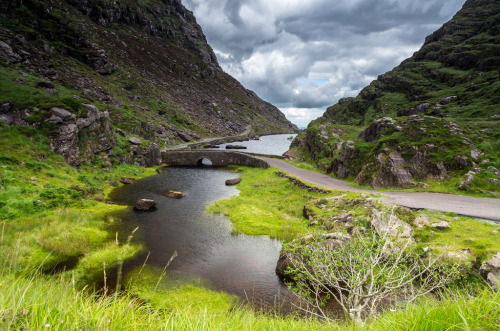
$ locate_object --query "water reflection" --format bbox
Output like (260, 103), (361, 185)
(108, 166), (296, 310)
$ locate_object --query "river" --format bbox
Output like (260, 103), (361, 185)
(108, 134), (298, 310)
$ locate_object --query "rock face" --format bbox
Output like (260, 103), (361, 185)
(0, 0), (297, 168)
(134, 199), (158, 211)
(480, 252), (500, 291)
(45, 104), (116, 166)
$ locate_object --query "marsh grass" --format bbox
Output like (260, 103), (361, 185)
(206, 167), (331, 240)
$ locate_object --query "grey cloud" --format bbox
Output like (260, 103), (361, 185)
(183, 0), (466, 127)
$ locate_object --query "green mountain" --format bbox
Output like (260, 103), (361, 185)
(290, 0), (500, 195)
(0, 0), (297, 166)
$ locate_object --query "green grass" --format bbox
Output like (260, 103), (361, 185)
(369, 290), (500, 330)
(414, 212), (500, 263)
(0, 125), (155, 275)
(206, 167), (332, 240)
(1, 265), (498, 330)
(125, 265), (238, 314)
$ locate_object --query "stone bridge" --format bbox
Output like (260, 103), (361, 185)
(161, 150), (276, 168)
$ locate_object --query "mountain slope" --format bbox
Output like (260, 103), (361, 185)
(0, 0), (297, 166)
(290, 0), (500, 195)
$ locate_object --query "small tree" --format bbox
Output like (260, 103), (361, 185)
(283, 219), (463, 324)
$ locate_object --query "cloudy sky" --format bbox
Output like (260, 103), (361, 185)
(183, 0), (466, 127)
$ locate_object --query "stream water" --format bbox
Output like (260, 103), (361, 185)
(108, 134), (299, 310)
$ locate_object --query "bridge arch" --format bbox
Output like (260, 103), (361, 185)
(197, 157), (213, 166)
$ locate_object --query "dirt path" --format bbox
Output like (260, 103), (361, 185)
(259, 157), (500, 222)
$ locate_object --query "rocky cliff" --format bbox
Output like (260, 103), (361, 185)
(290, 0), (500, 195)
(0, 0), (297, 166)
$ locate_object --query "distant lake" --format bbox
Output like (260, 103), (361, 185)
(206, 133), (297, 155)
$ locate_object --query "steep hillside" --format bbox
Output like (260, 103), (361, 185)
(290, 0), (500, 195)
(0, 0), (297, 166)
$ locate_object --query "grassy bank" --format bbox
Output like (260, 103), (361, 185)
(2, 130), (499, 329)
(208, 167), (500, 261)
(206, 167), (332, 240)
(2, 264), (498, 330)
(0, 125), (154, 280)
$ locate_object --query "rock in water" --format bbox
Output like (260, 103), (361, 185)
(226, 145), (247, 149)
(165, 191), (185, 199)
(225, 178), (242, 185)
(134, 199), (158, 211)
(120, 177), (135, 184)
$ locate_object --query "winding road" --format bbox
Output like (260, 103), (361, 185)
(258, 157), (500, 222)
(161, 129), (500, 222)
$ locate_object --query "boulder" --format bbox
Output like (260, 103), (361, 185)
(35, 81), (55, 89)
(479, 252), (500, 290)
(128, 137), (142, 145)
(444, 248), (476, 269)
(134, 199), (158, 211)
(165, 191), (185, 199)
(370, 151), (414, 188)
(51, 107), (74, 121)
(0, 41), (21, 64)
(276, 233), (351, 280)
(413, 215), (430, 228)
(458, 171), (475, 191)
(116, 128), (127, 137)
(358, 117), (397, 142)
(120, 177), (136, 185)
(177, 131), (192, 142)
(431, 221), (450, 229)
(371, 210), (414, 243)
(453, 155), (469, 167)
(441, 96), (457, 104)
(226, 145), (247, 149)
(225, 177), (242, 185)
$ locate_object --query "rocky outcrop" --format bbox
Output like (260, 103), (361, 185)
(358, 117), (397, 142)
(370, 210), (415, 243)
(480, 252), (500, 291)
(276, 233), (352, 280)
(45, 104), (116, 166)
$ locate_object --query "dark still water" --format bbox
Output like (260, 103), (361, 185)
(207, 133), (297, 155)
(108, 166), (296, 310)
